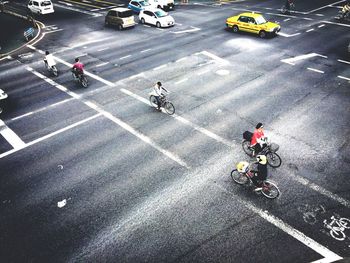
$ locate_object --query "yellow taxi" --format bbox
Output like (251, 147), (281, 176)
(226, 12), (281, 38)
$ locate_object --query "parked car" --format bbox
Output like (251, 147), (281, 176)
(146, 0), (174, 11)
(105, 7), (135, 30)
(128, 0), (151, 13)
(226, 12), (280, 38)
(139, 9), (174, 28)
(28, 0), (54, 14)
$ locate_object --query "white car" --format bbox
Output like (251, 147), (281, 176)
(139, 9), (174, 28)
(28, 0), (54, 14)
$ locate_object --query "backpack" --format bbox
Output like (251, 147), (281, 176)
(243, 131), (253, 141)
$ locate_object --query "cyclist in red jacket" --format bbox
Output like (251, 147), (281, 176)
(251, 123), (267, 156)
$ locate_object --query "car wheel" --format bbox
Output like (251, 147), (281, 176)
(141, 18), (145, 24)
(118, 24), (123, 30)
(156, 21), (161, 28)
(259, 30), (266, 38)
(232, 25), (239, 33)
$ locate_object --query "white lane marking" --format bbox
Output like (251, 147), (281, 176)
(277, 32), (301, 38)
(321, 20), (350, 28)
(11, 98), (73, 121)
(318, 24), (325, 28)
(153, 64), (167, 71)
(306, 0), (344, 13)
(120, 88), (234, 147)
(306, 28), (314, 32)
(175, 78), (188, 85)
(129, 73), (145, 79)
(54, 3), (102, 17)
(281, 53), (327, 65)
(0, 120), (26, 149)
(119, 55), (131, 60)
(197, 69), (210, 76)
(303, 17), (314, 21)
(266, 12), (298, 18)
(337, 59), (350, 65)
(97, 47), (110, 52)
(44, 29), (63, 34)
(292, 175), (350, 209)
(283, 18), (291, 22)
(172, 26), (201, 34)
(58, 1), (72, 6)
(140, 49), (152, 53)
(175, 57), (187, 63)
(200, 50), (230, 66)
(307, 67), (324, 73)
(0, 114), (101, 159)
(26, 68), (189, 169)
(96, 62), (109, 67)
(315, 14), (325, 17)
(338, 75), (350, 81)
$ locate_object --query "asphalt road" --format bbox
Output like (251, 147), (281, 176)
(0, 0), (350, 262)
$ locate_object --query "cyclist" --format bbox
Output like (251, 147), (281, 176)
(251, 155), (268, 191)
(341, 1), (350, 19)
(72, 57), (84, 77)
(44, 51), (56, 69)
(284, 0), (294, 13)
(251, 122), (267, 156)
(153, 81), (169, 111)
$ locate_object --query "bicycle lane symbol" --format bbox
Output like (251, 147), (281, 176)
(323, 216), (350, 242)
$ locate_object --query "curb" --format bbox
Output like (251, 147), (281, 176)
(0, 12), (43, 61)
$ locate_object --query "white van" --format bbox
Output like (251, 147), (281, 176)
(146, 0), (174, 11)
(28, 0), (54, 14)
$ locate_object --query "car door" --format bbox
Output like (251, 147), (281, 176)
(247, 16), (259, 34)
(237, 16), (249, 32)
(148, 11), (157, 25)
(143, 10), (153, 25)
(110, 10), (117, 25)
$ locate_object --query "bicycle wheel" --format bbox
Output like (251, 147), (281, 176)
(164, 101), (175, 115)
(330, 229), (346, 241)
(261, 181), (280, 199)
(339, 218), (350, 229)
(149, 95), (158, 108)
(242, 140), (253, 157)
(52, 66), (58, 77)
(81, 75), (88, 88)
(266, 152), (282, 168)
(230, 169), (249, 185)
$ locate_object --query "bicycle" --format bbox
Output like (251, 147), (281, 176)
(230, 161), (280, 199)
(72, 70), (88, 88)
(44, 60), (58, 77)
(149, 94), (175, 115)
(324, 216), (350, 241)
(281, 2), (295, 14)
(242, 131), (282, 168)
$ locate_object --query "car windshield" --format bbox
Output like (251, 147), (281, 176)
(119, 10), (133, 17)
(155, 10), (167, 17)
(255, 15), (267, 24)
(139, 1), (150, 6)
(41, 1), (52, 6)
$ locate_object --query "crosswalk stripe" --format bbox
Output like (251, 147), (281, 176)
(0, 120), (26, 149)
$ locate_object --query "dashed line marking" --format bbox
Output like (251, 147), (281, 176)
(277, 32), (301, 38)
(337, 59), (350, 65)
(175, 78), (188, 85)
(172, 26), (201, 34)
(96, 62), (109, 67)
(281, 53), (327, 65)
(175, 57), (187, 63)
(315, 14), (324, 16)
(153, 64), (167, 71)
(119, 55), (131, 60)
(307, 67), (324, 73)
(97, 47), (110, 52)
(140, 49), (152, 53)
(318, 24), (325, 28)
(197, 69), (210, 76)
(306, 28), (314, 32)
(338, 75), (350, 81)
(283, 18), (291, 22)
(321, 20), (350, 27)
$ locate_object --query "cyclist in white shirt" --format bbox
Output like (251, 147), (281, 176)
(44, 50), (56, 69)
(153, 81), (169, 110)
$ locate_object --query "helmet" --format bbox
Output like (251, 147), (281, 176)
(236, 161), (249, 173)
(256, 155), (267, 165)
(157, 81), (162, 86)
(75, 57), (79, 62)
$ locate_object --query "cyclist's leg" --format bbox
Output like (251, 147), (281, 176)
(155, 96), (161, 109)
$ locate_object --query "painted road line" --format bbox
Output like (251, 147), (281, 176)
(307, 67), (324, 74)
(175, 78), (188, 85)
(153, 64), (167, 71)
(337, 75), (350, 81)
(175, 57), (187, 63)
(97, 47), (110, 52)
(172, 26), (201, 34)
(64, 0), (102, 9)
(0, 120), (26, 149)
(321, 20), (350, 28)
(197, 69), (210, 76)
(140, 49), (152, 53)
(306, 28), (314, 32)
(306, 0), (344, 13)
(54, 3), (102, 16)
(120, 88), (234, 147)
(318, 24), (325, 28)
(200, 50), (230, 66)
(0, 114), (101, 159)
(281, 53), (327, 65)
(315, 14), (324, 17)
(337, 59), (350, 65)
(217, 185), (342, 263)
(27, 68), (189, 169)
(119, 55), (131, 60)
(11, 98), (73, 121)
(303, 17), (313, 21)
(283, 18), (291, 22)
(45, 29), (63, 34)
(277, 32), (301, 37)
(266, 12), (298, 18)
(96, 62), (109, 67)
(58, 1), (73, 6)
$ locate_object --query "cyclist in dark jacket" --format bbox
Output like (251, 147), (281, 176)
(251, 155), (268, 191)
